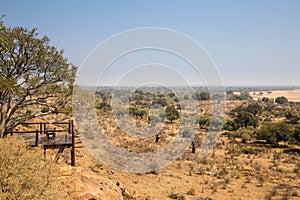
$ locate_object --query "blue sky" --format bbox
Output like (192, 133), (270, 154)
(1, 0), (300, 86)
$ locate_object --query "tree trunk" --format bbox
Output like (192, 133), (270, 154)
(0, 120), (6, 137)
(155, 134), (160, 143)
(191, 142), (196, 153)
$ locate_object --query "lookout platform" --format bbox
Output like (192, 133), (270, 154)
(5, 120), (76, 166)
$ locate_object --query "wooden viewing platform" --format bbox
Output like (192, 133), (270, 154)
(6, 120), (76, 166)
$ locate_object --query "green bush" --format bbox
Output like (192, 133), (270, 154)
(97, 102), (112, 111)
(255, 122), (293, 145)
(275, 96), (288, 104)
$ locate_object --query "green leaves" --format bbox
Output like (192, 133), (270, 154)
(275, 96), (288, 104)
(255, 122), (293, 144)
(166, 105), (180, 123)
(0, 77), (17, 92)
(0, 20), (77, 136)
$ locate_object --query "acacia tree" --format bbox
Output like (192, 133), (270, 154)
(285, 110), (300, 124)
(0, 19), (77, 137)
(166, 105), (180, 123)
(234, 111), (258, 128)
(275, 96), (288, 104)
(255, 122), (293, 145)
(198, 116), (210, 129)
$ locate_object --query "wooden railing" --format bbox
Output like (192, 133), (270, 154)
(6, 120), (76, 166)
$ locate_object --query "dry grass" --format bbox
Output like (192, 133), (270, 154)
(0, 136), (69, 200)
(72, 108), (300, 200)
(251, 89), (300, 102)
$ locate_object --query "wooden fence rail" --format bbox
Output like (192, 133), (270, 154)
(6, 120), (75, 166)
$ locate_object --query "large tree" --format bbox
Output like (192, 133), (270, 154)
(275, 96), (288, 104)
(255, 122), (293, 145)
(0, 19), (77, 137)
(166, 105), (180, 123)
(234, 111), (258, 128)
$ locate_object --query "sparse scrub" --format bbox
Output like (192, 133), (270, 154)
(257, 176), (265, 187)
(240, 146), (265, 154)
(291, 191), (299, 197)
(186, 188), (195, 196)
(244, 177), (251, 183)
(168, 193), (186, 200)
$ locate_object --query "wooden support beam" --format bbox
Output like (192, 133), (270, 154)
(35, 130), (39, 146)
(68, 120), (71, 134)
(13, 121), (76, 167)
(40, 122), (42, 135)
(54, 146), (65, 162)
(192, 141), (196, 154)
(71, 120), (75, 166)
(43, 123), (46, 134)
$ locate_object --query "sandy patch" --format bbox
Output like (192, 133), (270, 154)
(251, 89), (300, 102)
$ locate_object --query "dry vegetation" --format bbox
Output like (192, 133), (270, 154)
(84, 111), (300, 200)
(251, 89), (300, 103)
(72, 87), (300, 200)
(3, 88), (300, 200)
(0, 136), (69, 200)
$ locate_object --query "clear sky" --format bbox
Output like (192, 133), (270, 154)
(1, 0), (300, 86)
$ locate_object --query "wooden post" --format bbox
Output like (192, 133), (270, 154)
(155, 133), (160, 143)
(192, 141), (196, 154)
(40, 122), (43, 134)
(71, 120), (75, 166)
(35, 130), (39, 146)
(68, 120), (71, 134)
(43, 123), (46, 134)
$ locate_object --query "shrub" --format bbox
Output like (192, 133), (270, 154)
(275, 96), (288, 104)
(291, 191), (299, 197)
(240, 147), (265, 154)
(218, 168), (228, 177)
(41, 106), (50, 113)
(97, 102), (112, 111)
(169, 193), (186, 199)
(186, 188), (195, 196)
(255, 122), (293, 145)
(166, 105), (180, 123)
(26, 109), (32, 115)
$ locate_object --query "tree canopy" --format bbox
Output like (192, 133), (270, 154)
(166, 105), (180, 123)
(255, 122), (293, 145)
(275, 96), (288, 104)
(0, 19), (77, 136)
(285, 110), (300, 124)
(233, 111), (258, 129)
(192, 91), (210, 101)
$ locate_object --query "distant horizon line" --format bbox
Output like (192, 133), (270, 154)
(78, 84), (300, 89)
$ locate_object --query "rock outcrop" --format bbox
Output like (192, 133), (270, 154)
(60, 166), (123, 200)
